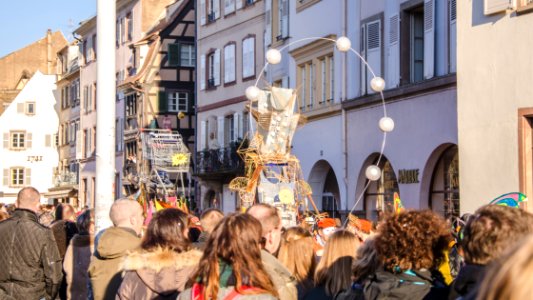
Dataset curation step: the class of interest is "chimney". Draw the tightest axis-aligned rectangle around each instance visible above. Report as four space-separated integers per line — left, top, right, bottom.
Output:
47 29 52 74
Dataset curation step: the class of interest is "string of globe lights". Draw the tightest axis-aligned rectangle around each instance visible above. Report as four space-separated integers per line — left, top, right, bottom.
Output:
243 36 395 223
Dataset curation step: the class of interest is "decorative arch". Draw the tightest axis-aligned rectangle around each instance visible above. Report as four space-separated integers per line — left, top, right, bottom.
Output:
308 160 340 217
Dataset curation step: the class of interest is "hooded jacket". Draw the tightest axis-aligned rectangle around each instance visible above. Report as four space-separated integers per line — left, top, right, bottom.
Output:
0 209 63 300
63 234 94 300
116 248 202 299
88 227 141 300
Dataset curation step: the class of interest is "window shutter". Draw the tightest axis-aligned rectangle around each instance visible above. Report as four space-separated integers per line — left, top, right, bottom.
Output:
25 168 31 185
200 121 207 150
265 0 272 46
3 133 8 149
200 0 206 25
360 24 366 96
424 0 435 79
224 45 236 83
449 0 457 73
3 169 8 186
158 91 167 113
234 112 242 140
76 130 83 159
484 0 512 15
225 0 235 15
200 55 206 90
168 43 180 66
26 133 32 149
217 116 224 147
230 45 236 82
366 20 382 94
282 76 289 88
214 0 220 19
280 0 289 38
236 0 243 9
214 49 221 86
224 46 230 83
17 103 23 113
387 14 400 88
45 134 51 147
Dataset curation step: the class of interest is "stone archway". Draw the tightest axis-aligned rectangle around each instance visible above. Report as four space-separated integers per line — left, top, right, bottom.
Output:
308 160 340 216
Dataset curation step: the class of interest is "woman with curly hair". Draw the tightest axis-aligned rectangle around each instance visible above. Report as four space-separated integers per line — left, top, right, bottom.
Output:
278 227 317 299
117 208 203 299
178 213 278 300
360 210 451 300
305 230 360 300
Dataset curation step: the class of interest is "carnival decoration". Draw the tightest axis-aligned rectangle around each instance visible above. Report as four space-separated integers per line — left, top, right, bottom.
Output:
230 35 393 228
393 192 404 214
489 192 528 208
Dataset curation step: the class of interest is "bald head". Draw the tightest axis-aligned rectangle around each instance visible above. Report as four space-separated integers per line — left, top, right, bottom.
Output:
109 198 144 235
16 187 41 212
247 203 282 254
200 208 224 233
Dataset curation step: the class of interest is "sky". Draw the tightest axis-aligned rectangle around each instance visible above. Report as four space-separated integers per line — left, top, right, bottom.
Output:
0 0 96 58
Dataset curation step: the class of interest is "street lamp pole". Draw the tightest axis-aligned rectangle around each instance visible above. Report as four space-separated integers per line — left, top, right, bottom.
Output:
95 0 116 233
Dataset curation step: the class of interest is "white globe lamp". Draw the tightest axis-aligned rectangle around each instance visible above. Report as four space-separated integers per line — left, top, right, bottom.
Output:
245 86 260 101
266 49 282 65
336 36 351 52
370 77 386 92
365 165 382 181
379 117 395 132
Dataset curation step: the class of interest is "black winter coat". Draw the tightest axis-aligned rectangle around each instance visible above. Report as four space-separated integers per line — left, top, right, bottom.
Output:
0 209 63 300
448 264 485 300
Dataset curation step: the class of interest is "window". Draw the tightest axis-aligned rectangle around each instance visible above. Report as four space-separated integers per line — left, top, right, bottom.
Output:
168 43 195 67
224 114 235 146
518 0 533 14
10 168 25 187
224 0 235 15
120 17 126 44
92 34 97 60
126 94 137 117
207 0 220 22
116 118 124 152
83 39 88 64
92 126 97 155
224 43 236 83
84 129 91 158
83 85 93 113
25 102 35 115
410 8 424 82
206 49 220 88
363 158 399 221
93 83 97 110
10 131 25 150
299 64 306 110
430 145 460 219
116 19 121 47
242 36 255 79
361 16 383 94
242 111 250 138
126 12 133 41
168 92 188 112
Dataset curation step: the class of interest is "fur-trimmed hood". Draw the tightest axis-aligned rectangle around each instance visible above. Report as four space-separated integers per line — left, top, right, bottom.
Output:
118 248 202 296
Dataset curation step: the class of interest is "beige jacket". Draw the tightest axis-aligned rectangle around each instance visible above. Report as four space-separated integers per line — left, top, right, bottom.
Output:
261 250 297 300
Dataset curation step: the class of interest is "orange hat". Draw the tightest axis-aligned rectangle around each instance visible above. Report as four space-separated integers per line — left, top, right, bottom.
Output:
317 218 336 229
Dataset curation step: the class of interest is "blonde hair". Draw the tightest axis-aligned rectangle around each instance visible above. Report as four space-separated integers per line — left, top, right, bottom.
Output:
476 235 533 300
315 230 360 296
278 227 316 288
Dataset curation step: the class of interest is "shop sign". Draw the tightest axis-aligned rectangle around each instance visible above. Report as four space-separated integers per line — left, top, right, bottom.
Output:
398 169 419 184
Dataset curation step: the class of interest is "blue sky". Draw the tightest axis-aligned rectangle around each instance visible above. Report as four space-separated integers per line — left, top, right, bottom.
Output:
0 0 96 58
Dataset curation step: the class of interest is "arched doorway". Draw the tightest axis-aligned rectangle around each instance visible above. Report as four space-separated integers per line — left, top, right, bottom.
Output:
203 189 219 209
308 160 340 216
363 156 399 221
429 145 460 220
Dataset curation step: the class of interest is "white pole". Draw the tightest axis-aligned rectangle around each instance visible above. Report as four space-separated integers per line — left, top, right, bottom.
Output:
95 0 116 232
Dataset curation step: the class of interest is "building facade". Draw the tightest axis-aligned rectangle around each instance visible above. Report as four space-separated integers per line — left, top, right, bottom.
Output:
0 72 60 203
457 0 533 213
196 0 265 212
45 43 81 206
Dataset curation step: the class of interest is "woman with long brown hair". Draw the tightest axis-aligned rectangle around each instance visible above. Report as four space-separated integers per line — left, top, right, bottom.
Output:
278 227 316 299
178 213 278 300
117 208 202 299
305 230 360 300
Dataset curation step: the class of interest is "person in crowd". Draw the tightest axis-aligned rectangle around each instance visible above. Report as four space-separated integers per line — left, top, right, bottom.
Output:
117 208 202 299
194 208 224 249
51 203 79 299
361 210 451 300
178 213 278 300
0 187 63 300
247 203 298 300
314 218 337 257
305 230 359 300
448 205 533 300
0 210 9 221
476 234 533 300
187 215 202 243
63 209 95 300
39 210 55 226
88 199 144 300
278 227 317 300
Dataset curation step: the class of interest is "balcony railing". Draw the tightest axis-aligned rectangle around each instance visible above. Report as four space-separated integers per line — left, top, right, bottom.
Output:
53 171 78 187
196 146 243 177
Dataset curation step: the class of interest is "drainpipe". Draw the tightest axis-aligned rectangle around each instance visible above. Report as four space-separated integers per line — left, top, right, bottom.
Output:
341 0 349 216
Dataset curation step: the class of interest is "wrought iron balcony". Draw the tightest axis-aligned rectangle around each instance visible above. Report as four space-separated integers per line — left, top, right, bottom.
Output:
195 145 244 179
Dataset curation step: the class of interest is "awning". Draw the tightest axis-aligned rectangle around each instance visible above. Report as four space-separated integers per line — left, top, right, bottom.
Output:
44 188 77 199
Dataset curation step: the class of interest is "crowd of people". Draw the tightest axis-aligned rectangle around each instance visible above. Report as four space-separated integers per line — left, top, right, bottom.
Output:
1 186 533 300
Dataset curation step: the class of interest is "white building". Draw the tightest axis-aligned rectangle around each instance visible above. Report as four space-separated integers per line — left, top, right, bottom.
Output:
0 71 59 203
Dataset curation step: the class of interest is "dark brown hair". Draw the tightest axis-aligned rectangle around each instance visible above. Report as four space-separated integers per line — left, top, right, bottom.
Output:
461 205 533 265
141 208 190 252
374 210 451 272
193 213 278 298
